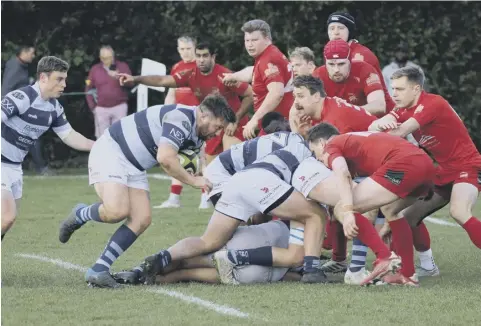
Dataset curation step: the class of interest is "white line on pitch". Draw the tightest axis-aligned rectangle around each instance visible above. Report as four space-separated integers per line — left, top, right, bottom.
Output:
16 253 249 319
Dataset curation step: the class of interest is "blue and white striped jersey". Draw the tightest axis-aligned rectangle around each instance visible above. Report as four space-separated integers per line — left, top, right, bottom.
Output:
217 131 310 177
1 83 72 165
244 133 313 183
108 104 203 171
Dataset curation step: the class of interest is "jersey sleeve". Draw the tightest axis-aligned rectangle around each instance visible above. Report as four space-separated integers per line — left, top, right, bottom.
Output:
259 54 288 86
1 89 30 121
52 102 73 138
158 109 193 150
361 64 383 95
228 79 249 96
412 97 443 127
171 65 193 88
325 138 346 169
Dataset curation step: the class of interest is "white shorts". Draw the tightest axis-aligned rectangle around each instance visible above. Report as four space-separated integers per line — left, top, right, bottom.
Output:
1 162 23 199
216 169 293 223
292 157 333 198
204 158 231 199
226 220 290 284
88 130 149 191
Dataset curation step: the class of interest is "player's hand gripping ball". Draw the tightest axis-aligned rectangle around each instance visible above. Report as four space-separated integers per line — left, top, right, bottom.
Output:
177 149 200 175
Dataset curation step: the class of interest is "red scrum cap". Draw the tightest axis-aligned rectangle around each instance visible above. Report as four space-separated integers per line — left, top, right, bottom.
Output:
324 40 350 60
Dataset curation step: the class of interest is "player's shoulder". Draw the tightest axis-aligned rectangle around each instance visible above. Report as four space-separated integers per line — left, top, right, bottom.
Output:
349 41 379 63
351 60 376 74
214 64 232 74
9 85 38 105
263 45 289 63
419 92 449 109
313 66 326 78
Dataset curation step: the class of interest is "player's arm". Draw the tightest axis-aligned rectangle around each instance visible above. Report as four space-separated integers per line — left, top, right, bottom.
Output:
60 130 95 151
85 68 97 110
52 105 94 151
118 73 178 88
235 85 254 122
222 66 254 84
331 156 354 210
362 90 386 116
157 143 198 186
164 88 177 105
368 113 398 131
388 117 420 138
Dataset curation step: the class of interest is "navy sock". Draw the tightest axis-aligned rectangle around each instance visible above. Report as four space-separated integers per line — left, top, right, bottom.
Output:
75 203 102 225
303 256 321 273
92 224 138 272
227 246 273 266
156 250 172 268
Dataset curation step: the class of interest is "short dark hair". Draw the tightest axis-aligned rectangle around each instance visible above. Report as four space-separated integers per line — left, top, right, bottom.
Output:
292 75 326 97
241 19 272 40
200 94 236 124
307 123 340 143
17 45 34 56
261 111 291 134
196 41 217 56
391 66 425 88
36 56 69 79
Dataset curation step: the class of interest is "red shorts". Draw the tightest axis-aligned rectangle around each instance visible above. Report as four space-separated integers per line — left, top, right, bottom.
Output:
204 116 249 156
371 154 435 198
433 163 481 200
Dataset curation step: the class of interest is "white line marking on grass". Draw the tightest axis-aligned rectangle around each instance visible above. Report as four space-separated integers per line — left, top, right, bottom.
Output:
424 217 461 228
24 173 171 180
16 253 250 319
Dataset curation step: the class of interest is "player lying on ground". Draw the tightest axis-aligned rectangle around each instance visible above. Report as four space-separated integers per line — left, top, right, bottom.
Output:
58 94 236 288
113 220 304 285
369 66 481 264
139 129 329 284
1 56 94 241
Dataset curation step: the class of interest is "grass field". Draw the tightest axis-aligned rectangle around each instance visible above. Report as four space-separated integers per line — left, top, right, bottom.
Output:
2 173 481 325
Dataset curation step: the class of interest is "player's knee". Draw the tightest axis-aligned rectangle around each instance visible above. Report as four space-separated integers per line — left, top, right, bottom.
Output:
449 202 471 223
103 201 130 221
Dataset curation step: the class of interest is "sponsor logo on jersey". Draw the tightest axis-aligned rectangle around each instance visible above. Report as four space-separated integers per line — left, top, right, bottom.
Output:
383 170 405 186
182 120 192 133
1 98 15 114
264 63 280 77
260 187 269 193
459 172 468 178
169 128 185 143
11 91 25 100
366 73 381 86
352 53 365 62
28 114 38 119
414 104 424 114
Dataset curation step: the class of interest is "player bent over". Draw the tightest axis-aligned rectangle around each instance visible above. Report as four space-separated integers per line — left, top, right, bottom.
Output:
308 123 435 285
140 133 328 284
58 94 236 288
114 220 303 285
370 66 481 274
2 56 94 241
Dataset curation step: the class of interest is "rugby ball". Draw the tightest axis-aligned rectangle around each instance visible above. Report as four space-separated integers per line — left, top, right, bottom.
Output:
177 149 200 174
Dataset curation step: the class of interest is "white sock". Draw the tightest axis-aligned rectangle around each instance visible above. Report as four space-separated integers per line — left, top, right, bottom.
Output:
168 193 180 202
418 249 435 270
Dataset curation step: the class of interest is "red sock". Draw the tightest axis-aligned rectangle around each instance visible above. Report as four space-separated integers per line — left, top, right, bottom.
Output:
353 213 391 260
389 218 415 277
412 222 431 252
322 220 333 250
331 220 347 262
171 185 183 195
462 217 481 249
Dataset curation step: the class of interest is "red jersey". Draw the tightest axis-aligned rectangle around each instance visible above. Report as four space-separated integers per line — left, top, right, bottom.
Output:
173 64 249 112
252 44 294 118
313 61 394 116
325 132 426 177
171 60 199 106
390 92 481 171
317 97 376 133
349 40 395 113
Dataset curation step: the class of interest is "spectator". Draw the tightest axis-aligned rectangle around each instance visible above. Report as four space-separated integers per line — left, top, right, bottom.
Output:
382 42 423 96
2 45 53 175
85 45 132 139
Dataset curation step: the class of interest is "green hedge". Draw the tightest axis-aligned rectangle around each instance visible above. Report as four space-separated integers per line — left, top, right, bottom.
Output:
2 1 480 166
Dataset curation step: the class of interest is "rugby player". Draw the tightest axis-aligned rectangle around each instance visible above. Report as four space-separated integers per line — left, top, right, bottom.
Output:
313 39 393 117
289 47 317 78
139 129 329 284
1 56 94 240
118 41 253 209
370 66 481 273
113 220 302 285
222 19 294 138
58 94 236 288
